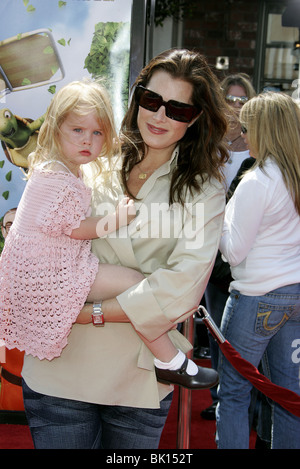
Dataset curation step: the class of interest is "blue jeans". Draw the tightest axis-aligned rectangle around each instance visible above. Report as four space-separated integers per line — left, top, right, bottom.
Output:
22 380 173 449
215 284 300 449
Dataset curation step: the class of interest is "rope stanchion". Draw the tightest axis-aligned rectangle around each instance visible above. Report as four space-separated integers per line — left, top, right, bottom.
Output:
176 316 193 449
198 305 300 418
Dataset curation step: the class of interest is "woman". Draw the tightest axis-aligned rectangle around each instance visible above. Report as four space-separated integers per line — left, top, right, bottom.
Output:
216 92 300 449
202 73 256 420
221 73 256 192
22 49 228 449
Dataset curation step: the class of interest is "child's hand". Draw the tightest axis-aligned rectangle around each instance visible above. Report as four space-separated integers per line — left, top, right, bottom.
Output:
116 197 136 228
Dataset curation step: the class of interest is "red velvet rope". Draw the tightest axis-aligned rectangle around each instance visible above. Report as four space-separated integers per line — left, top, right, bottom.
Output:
220 339 300 417
199 306 300 417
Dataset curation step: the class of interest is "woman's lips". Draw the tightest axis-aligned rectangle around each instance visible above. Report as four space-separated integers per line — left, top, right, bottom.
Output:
147 123 167 135
80 150 91 156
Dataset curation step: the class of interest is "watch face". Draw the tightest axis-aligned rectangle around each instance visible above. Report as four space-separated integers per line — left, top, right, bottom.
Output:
92 314 104 326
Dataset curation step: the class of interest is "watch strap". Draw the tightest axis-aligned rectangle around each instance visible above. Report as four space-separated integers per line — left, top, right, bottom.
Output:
92 301 104 326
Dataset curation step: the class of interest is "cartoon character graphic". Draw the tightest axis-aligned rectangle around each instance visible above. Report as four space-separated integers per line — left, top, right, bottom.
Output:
0 109 45 168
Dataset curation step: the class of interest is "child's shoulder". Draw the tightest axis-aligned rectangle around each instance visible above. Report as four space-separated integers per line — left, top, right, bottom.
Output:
31 163 85 198
35 160 73 175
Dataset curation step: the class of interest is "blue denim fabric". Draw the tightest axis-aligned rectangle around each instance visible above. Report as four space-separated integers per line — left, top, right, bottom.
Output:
215 284 300 449
22 380 173 449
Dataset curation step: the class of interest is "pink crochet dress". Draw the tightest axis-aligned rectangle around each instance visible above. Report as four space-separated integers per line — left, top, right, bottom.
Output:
0 165 99 360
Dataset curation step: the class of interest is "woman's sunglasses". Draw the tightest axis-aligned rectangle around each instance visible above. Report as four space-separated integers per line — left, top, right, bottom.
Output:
226 95 248 104
135 85 201 123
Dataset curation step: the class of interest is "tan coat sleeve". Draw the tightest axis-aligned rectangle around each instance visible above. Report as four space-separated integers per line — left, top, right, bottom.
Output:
117 181 225 342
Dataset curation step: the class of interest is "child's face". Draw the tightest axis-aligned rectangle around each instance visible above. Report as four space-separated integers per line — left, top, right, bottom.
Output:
58 111 105 175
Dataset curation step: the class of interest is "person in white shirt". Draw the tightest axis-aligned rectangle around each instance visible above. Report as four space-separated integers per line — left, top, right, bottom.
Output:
202 73 256 420
216 92 300 449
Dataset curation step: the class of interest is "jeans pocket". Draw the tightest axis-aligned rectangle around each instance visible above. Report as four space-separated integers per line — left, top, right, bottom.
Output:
255 302 294 337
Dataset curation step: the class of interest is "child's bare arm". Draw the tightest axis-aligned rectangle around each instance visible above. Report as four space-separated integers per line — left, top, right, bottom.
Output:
70 197 136 240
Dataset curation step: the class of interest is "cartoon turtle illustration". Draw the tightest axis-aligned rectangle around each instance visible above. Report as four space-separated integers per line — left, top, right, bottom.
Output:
0 108 45 169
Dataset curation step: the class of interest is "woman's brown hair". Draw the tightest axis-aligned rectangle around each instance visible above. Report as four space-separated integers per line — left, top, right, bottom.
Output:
120 48 229 204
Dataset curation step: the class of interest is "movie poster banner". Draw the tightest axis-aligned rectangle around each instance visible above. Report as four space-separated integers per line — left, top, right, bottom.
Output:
0 0 134 217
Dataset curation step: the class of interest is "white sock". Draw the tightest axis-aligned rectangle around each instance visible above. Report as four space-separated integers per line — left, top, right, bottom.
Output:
154 349 198 376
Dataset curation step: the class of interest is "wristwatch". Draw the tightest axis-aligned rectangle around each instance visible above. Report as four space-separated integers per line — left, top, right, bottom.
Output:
92 301 104 326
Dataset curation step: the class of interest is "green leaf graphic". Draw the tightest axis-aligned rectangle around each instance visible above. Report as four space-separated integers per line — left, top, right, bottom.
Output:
43 46 54 55
48 85 56 94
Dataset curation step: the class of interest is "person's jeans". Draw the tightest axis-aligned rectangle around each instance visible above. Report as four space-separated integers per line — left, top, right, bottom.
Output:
215 283 300 449
22 380 173 449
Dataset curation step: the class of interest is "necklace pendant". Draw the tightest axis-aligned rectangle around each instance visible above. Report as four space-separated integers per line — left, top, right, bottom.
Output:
138 172 147 180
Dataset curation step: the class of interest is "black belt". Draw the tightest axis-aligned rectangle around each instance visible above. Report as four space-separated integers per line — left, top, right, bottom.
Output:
1 367 22 386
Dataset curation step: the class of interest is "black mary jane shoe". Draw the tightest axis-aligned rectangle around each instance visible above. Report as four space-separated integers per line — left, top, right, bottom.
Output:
155 358 219 390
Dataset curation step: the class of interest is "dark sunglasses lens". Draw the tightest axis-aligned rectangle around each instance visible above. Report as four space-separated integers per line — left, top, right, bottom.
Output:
167 101 197 122
136 85 199 123
137 88 161 112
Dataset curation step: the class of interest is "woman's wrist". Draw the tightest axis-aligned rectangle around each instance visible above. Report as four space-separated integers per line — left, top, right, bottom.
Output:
76 299 129 324
104 298 130 322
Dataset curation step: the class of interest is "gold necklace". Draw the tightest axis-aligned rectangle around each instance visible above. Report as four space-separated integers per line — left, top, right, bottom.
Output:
136 163 156 180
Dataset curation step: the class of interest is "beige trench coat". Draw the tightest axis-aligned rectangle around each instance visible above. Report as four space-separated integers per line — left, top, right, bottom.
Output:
22 150 225 408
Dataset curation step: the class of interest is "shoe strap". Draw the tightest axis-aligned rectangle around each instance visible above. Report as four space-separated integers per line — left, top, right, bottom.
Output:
178 357 189 374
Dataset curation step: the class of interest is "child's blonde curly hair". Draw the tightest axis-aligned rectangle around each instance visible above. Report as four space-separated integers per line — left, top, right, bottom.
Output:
28 78 120 178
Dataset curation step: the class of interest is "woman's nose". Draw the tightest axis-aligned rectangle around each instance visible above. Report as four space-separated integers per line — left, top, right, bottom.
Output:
233 100 243 109
153 105 167 121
